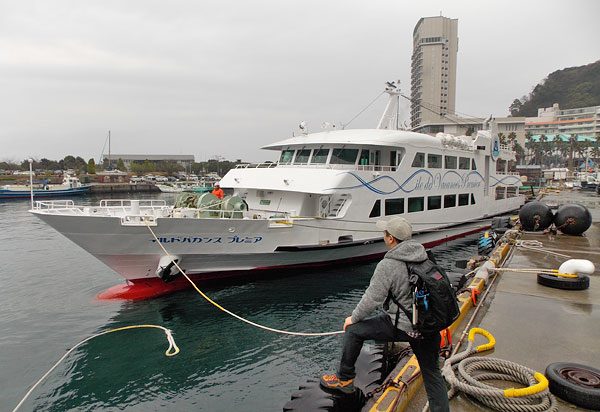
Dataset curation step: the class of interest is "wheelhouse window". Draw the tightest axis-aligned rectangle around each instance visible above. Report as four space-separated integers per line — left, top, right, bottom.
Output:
385 198 404 215
428 154 442 168
471 159 477 170
279 150 294 164
428 196 442 210
412 152 425 167
445 156 457 169
359 149 370 165
471 194 476 204
331 148 359 164
369 199 381 218
444 194 456 208
459 157 470 170
294 149 311 164
311 148 329 164
408 197 424 213
458 193 469 206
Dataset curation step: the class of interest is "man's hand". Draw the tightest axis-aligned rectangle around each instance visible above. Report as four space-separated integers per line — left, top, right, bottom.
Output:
343 316 353 331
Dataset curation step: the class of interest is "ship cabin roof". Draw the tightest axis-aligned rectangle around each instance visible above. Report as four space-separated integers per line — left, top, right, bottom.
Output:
262 129 443 151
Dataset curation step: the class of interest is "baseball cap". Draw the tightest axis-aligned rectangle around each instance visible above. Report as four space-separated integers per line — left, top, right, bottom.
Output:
376 216 412 241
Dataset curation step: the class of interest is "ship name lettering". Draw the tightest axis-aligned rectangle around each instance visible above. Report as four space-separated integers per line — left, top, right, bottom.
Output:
151 235 262 244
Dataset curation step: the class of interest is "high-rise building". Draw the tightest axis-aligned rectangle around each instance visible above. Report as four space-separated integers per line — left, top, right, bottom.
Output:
410 16 458 129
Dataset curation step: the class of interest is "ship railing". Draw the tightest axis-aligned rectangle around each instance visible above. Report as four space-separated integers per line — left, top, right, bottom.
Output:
33 200 85 215
99 199 167 208
235 162 279 169
243 163 397 172
98 199 170 218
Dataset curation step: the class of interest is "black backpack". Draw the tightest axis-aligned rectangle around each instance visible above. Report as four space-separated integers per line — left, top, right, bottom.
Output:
387 259 460 335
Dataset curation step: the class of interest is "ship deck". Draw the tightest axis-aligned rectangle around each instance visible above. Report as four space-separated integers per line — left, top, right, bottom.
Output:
408 189 600 411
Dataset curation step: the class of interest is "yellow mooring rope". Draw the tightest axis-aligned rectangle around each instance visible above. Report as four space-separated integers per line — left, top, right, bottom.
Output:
13 325 179 412
145 223 344 337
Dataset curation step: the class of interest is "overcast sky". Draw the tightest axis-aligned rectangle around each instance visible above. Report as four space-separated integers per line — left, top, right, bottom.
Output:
1 0 598 164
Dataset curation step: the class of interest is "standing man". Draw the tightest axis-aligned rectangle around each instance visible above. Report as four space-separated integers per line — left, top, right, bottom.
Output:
320 216 450 412
211 183 224 199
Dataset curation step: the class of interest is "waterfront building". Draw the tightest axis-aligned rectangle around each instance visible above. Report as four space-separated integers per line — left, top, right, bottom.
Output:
96 170 128 183
410 16 459 129
102 154 195 170
525 103 600 139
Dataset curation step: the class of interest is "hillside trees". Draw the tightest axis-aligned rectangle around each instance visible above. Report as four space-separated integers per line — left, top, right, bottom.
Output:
509 60 600 116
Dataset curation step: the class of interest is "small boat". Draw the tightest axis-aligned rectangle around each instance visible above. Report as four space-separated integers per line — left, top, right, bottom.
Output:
31 82 525 299
156 181 203 193
1 176 90 199
191 174 220 193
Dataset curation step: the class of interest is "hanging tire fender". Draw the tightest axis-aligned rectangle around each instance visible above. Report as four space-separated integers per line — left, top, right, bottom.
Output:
536 273 590 290
545 362 600 410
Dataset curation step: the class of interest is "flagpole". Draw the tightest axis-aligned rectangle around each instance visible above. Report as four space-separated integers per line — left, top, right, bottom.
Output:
28 159 34 209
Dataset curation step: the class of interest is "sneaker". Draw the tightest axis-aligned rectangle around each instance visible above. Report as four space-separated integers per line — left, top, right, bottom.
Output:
320 373 355 394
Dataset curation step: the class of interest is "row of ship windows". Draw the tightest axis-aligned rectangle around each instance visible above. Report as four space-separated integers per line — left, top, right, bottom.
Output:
279 148 478 170
279 148 398 166
412 152 477 170
369 193 476 218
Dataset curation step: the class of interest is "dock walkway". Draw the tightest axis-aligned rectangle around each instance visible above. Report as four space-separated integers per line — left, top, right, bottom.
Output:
409 190 600 412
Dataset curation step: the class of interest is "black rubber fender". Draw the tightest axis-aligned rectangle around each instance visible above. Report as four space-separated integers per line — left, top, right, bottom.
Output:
554 204 593 235
545 362 600 410
491 216 512 234
519 201 554 231
537 273 590 290
283 343 388 412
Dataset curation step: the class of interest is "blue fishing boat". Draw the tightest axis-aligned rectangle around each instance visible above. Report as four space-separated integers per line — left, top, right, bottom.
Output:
0 176 90 199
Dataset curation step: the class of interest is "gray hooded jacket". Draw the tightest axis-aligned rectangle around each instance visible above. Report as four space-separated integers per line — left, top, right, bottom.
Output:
351 239 428 333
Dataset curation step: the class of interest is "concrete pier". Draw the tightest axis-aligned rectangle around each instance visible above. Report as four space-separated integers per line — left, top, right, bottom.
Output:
88 183 160 194
407 190 600 412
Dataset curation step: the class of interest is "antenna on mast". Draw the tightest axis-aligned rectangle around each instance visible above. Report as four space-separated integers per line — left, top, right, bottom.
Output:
377 81 402 130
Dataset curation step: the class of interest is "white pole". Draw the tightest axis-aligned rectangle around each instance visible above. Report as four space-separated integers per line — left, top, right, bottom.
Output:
28 158 34 209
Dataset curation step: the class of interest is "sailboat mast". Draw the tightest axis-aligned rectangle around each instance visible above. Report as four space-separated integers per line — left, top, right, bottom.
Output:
108 130 111 169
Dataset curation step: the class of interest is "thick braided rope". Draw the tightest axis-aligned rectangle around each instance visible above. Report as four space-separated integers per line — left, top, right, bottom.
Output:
441 334 558 412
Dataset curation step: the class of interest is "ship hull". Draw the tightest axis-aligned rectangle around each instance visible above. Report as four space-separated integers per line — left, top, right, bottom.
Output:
0 186 90 199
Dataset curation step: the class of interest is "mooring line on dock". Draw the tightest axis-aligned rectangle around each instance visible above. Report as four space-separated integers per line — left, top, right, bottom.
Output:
515 239 572 259
145 223 345 337
12 325 178 412
491 267 580 278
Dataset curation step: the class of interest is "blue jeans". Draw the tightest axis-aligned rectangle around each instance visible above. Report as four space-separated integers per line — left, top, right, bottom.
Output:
337 312 450 412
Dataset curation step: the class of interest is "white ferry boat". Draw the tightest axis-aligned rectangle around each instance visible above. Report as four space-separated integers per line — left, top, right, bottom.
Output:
31 83 524 299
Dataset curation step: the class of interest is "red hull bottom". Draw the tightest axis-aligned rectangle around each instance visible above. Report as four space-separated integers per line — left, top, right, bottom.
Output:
96 226 488 301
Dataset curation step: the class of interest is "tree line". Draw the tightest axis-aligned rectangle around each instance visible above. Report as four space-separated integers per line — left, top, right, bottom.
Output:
523 132 600 169
1 156 246 177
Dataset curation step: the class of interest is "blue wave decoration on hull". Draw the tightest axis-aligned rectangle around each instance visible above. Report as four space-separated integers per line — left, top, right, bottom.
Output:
327 170 517 194
489 175 522 187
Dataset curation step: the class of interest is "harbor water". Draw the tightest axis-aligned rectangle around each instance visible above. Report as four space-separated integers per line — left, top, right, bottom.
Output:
0 193 480 412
